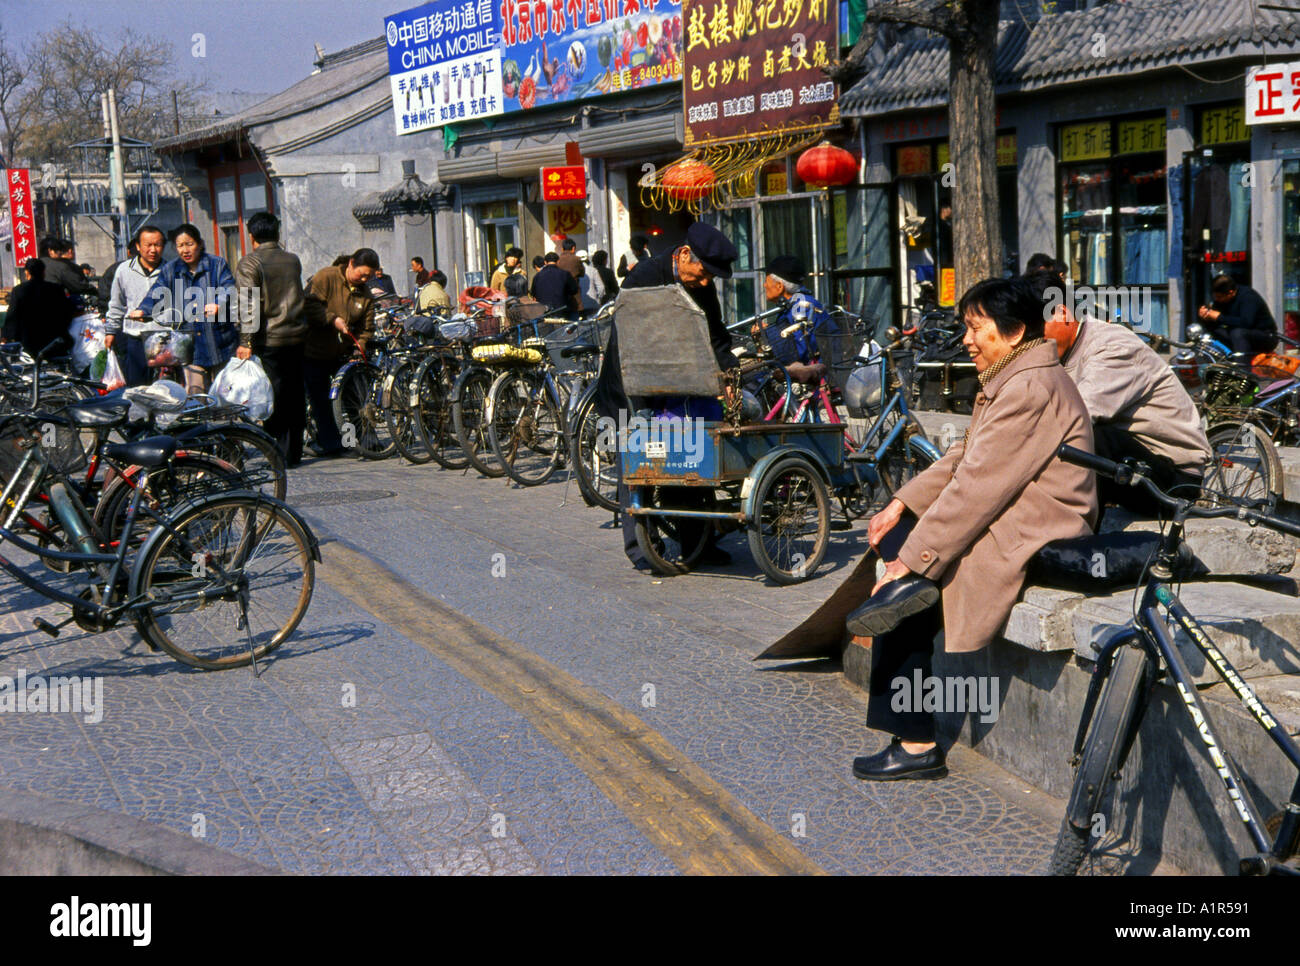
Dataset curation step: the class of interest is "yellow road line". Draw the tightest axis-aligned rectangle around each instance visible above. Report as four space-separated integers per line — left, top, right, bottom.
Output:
320 541 826 876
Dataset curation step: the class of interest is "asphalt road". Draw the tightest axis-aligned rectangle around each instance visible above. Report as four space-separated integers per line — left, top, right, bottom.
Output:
0 451 1066 874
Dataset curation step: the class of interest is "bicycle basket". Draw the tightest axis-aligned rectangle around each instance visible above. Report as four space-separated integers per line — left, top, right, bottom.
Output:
437 318 477 343
542 320 603 372
404 315 441 339
0 416 87 479
819 313 870 394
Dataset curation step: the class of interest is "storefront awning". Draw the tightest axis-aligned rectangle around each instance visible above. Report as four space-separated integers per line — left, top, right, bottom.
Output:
439 144 572 183
437 155 497 184
577 114 683 160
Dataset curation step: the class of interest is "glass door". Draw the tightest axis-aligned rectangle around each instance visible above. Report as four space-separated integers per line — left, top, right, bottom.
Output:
719 203 757 326
831 183 894 337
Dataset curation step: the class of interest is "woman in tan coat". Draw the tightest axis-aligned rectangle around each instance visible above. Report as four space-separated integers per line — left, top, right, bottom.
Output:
850 276 1098 781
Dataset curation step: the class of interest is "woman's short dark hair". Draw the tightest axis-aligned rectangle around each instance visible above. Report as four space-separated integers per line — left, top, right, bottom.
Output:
246 211 280 243
428 268 447 287
958 276 1044 340
504 273 528 297
591 250 609 268
349 248 380 270
168 223 205 248
1025 252 1058 273
332 254 351 267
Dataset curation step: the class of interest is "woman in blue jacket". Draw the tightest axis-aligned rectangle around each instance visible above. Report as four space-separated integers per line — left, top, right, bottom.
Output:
129 223 238 392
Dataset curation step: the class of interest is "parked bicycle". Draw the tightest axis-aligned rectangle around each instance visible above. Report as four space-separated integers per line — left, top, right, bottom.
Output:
1050 444 1300 876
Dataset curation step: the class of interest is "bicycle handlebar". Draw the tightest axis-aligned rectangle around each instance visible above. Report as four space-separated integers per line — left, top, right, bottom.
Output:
1057 444 1300 539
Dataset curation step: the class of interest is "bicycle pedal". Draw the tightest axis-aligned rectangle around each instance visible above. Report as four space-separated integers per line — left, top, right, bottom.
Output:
33 616 68 637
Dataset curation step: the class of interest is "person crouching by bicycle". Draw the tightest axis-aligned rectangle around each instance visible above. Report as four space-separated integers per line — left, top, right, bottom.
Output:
1027 270 1211 517
846 276 1097 781
129 223 238 394
302 248 378 458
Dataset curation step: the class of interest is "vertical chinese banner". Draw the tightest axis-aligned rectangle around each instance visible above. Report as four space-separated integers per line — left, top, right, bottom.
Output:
5 169 36 272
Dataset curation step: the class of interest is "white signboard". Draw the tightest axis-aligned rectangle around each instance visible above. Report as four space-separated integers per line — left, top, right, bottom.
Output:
1246 62 1300 126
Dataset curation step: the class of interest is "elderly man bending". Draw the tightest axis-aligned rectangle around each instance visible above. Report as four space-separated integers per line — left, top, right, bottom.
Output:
1027 271 1212 515
848 277 1098 780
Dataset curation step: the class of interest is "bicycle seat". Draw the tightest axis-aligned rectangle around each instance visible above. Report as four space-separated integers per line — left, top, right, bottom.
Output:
105 436 177 468
560 343 599 359
65 391 130 428
785 362 828 385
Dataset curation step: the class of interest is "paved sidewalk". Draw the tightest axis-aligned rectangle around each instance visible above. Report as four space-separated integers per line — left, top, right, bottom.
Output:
0 453 1065 874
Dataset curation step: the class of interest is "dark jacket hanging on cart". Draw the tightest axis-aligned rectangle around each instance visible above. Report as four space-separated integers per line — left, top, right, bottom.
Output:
592 250 737 419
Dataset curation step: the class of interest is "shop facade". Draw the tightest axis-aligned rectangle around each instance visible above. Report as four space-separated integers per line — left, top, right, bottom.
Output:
838 0 1300 338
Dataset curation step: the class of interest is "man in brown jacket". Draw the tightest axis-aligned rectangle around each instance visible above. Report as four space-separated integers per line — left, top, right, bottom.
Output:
302 248 378 456
234 212 308 465
849 276 1098 781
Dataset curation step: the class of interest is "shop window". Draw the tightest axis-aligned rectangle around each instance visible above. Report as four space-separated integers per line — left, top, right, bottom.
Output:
207 164 272 261
1283 159 1300 338
1058 115 1170 335
477 200 518 279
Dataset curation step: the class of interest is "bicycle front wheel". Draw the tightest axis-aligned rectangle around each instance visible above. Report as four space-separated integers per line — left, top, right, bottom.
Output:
1202 421 1283 510
131 495 315 670
570 390 620 511
1050 642 1150 875
413 355 467 469
452 366 505 478
332 364 395 460
385 358 431 464
488 369 564 486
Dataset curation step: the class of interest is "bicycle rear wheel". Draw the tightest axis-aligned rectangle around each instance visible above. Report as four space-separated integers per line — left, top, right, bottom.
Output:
1050 642 1150 875
131 495 315 670
570 389 620 511
384 358 431 464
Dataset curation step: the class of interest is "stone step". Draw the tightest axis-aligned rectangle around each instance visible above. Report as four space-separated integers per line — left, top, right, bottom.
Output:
1004 581 1300 684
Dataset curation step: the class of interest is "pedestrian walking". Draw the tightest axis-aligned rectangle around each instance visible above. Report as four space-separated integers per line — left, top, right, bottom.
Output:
590 250 619 305
617 233 651 279
234 212 309 466
2 258 76 357
104 227 164 386
130 223 238 394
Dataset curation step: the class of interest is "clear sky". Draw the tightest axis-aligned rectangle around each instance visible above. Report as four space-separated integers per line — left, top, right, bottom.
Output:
4 0 404 97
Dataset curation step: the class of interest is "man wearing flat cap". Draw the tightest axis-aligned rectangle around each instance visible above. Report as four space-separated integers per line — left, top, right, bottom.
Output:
592 221 740 569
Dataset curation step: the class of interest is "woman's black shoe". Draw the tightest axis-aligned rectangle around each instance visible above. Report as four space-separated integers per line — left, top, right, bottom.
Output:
852 737 948 781
845 575 939 637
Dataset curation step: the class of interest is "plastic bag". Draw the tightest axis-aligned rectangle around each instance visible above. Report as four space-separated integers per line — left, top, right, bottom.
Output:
100 350 126 392
69 314 105 373
144 330 194 368
124 380 187 427
211 356 274 422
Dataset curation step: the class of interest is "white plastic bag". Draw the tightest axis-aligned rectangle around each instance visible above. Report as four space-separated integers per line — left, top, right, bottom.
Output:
124 380 188 427
69 313 105 373
99 350 126 392
211 356 274 422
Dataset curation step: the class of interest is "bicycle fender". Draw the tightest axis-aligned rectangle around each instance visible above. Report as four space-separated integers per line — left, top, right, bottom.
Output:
741 447 831 522
908 435 943 464
329 361 373 402
447 364 485 406
128 492 322 598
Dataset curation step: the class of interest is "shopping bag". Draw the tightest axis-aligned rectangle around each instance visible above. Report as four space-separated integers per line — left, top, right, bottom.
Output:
98 349 126 392
69 313 106 373
144 330 194 368
211 356 274 422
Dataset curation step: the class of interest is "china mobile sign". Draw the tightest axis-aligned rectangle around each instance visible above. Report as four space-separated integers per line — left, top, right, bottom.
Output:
384 0 683 135
1246 62 1300 125
5 170 37 269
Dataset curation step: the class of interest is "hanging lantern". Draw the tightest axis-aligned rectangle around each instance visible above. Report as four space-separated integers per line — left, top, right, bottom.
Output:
662 159 717 201
795 142 858 189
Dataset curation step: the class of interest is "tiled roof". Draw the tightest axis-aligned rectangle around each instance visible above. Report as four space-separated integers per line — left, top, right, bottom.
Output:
841 0 1300 116
155 38 388 153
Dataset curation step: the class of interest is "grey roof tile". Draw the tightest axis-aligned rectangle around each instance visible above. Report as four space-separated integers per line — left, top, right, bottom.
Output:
841 0 1300 116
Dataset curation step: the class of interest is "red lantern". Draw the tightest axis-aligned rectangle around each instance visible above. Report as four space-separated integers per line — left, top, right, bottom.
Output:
796 142 858 189
662 159 716 201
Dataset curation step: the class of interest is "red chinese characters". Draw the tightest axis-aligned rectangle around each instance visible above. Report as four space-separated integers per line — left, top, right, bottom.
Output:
5 169 36 267
540 165 587 200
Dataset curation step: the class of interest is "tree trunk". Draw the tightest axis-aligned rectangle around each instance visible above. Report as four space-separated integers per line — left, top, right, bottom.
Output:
947 0 1002 297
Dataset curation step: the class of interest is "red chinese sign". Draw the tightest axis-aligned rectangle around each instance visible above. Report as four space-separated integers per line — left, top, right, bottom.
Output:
5 169 36 269
1246 62 1300 125
540 165 587 200
682 0 838 147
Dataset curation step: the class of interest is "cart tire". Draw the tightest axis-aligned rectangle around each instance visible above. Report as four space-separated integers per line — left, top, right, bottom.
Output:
747 456 831 584
633 487 710 576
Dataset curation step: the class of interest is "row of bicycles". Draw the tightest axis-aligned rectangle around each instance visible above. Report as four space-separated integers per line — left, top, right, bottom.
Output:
0 338 316 671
